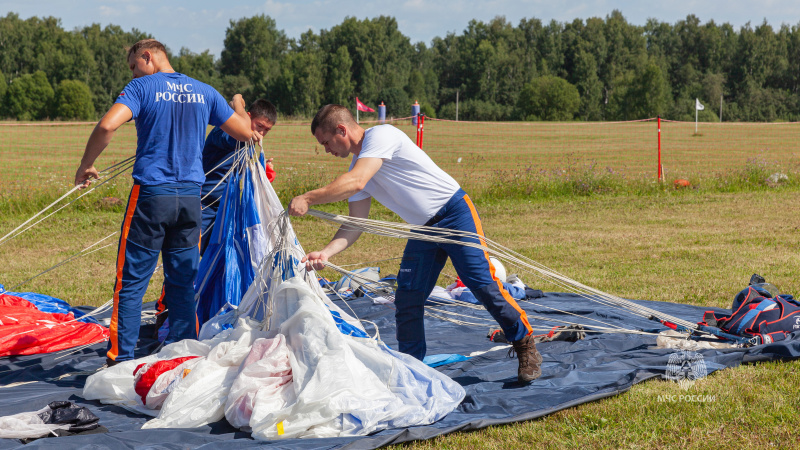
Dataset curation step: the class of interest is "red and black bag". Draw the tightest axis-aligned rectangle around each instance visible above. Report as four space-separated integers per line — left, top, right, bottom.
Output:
700 285 800 345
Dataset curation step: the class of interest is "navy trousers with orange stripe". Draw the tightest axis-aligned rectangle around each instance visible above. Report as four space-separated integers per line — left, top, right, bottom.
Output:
108 183 201 363
395 188 533 360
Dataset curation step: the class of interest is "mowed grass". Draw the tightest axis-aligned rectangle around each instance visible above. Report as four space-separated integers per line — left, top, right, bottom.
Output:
2 120 800 447
3 118 800 192
2 186 800 448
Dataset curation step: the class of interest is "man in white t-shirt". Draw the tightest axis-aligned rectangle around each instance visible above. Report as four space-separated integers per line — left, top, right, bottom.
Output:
288 104 542 384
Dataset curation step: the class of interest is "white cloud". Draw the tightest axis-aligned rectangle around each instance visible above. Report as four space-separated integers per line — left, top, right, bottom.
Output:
98 5 120 17
262 0 297 16
401 0 424 10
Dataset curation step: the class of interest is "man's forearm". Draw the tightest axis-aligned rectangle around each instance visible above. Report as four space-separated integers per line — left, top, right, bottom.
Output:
321 226 363 259
219 94 252 141
290 159 381 215
79 123 114 168
303 172 364 206
79 103 132 169
231 94 248 118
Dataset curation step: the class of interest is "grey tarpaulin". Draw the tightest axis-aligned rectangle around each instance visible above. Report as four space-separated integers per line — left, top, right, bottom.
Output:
2 293 799 449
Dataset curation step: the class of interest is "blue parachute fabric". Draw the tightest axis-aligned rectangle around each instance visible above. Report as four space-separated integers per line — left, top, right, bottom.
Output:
423 353 471 367
0 284 98 325
273 252 298 282
195 165 261 325
328 308 369 338
237 164 261 285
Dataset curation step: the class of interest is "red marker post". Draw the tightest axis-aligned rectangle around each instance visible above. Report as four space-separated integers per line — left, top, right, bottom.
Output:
657 116 663 181
416 114 425 149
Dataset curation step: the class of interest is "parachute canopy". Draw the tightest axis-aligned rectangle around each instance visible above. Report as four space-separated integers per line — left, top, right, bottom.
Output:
0 286 108 358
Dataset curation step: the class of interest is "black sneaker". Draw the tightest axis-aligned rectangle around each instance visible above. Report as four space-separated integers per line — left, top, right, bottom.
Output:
509 334 543 384
105 357 122 368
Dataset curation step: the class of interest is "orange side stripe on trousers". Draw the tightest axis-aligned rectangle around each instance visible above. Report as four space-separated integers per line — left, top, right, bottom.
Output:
462 194 533 335
108 185 140 360
156 286 166 313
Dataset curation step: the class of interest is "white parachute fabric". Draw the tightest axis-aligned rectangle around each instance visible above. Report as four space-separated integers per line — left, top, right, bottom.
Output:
83 276 465 438
83 317 263 422
241 277 465 440
224 334 294 430
143 357 205 409
83 338 213 416
198 306 237 341
196 144 363 337
142 318 267 429
245 154 276 272
0 405 71 439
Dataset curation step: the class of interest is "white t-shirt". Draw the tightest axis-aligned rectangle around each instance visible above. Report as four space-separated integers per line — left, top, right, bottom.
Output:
348 125 460 225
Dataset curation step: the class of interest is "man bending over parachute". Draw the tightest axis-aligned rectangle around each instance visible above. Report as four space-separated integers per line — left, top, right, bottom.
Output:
288 104 543 384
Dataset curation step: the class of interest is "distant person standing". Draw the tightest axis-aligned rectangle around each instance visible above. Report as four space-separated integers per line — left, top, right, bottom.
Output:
74 39 255 366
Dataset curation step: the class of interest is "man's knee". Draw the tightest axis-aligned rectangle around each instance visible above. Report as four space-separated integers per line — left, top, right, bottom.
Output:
162 247 199 287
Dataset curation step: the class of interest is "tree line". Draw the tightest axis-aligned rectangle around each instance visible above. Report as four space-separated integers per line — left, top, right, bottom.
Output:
1 11 799 122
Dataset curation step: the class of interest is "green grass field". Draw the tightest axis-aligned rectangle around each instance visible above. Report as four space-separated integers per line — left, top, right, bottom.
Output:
3 118 800 189
1 120 799 447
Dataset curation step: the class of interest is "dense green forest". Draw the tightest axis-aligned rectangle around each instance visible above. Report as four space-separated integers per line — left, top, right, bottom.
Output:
1 11 798 121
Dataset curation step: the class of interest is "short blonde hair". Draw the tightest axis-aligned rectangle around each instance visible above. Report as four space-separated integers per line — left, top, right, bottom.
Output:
127 39 167 60
311 104 357 135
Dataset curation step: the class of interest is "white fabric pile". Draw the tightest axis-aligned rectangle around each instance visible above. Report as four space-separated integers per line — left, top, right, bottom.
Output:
0 406 71 440
84 277 465 439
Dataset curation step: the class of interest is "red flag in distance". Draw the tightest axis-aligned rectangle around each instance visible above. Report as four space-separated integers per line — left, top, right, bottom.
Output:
356 97 375 112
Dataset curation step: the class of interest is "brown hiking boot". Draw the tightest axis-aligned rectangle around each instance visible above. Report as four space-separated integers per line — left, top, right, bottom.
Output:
509 334 543 383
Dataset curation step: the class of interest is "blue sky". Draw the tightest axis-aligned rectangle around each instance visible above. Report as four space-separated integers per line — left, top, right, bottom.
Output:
3 1 800 56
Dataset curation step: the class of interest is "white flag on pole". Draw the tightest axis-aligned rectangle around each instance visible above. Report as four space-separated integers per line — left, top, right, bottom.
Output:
696 98 705 111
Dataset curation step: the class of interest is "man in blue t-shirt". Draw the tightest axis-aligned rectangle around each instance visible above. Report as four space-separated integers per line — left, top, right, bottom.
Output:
200 99 277 254
74 39 256 366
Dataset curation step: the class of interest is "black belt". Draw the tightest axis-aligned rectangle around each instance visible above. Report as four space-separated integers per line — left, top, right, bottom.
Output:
424 213 444 227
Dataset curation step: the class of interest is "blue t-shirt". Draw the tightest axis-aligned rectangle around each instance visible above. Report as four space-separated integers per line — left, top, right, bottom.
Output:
115 72 234 185
200 127 268 206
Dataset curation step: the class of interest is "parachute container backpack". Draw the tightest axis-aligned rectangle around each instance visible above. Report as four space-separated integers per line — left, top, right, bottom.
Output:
701 276 800 345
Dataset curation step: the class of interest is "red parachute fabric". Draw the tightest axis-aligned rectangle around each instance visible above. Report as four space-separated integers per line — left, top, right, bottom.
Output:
264 163 276 183
0 293 109 357
133 356 200 404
